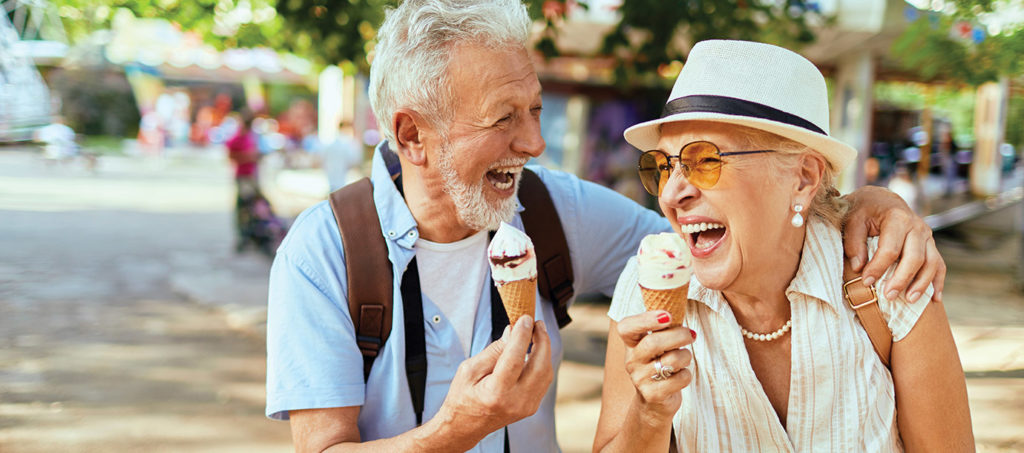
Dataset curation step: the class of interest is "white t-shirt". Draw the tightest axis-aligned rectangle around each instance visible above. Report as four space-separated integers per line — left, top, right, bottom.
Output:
415 230 489 358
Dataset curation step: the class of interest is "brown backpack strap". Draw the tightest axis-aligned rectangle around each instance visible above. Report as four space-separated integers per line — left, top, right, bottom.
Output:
519 169 575 328
329 177 393 380
842 258 892 369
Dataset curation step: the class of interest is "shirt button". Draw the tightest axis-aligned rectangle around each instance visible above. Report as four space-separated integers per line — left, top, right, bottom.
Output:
408 231 416 238
387 230 396 237
431 315 441 324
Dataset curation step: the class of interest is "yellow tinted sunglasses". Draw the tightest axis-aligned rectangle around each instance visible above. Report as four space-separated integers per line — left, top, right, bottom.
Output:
637 141 774 196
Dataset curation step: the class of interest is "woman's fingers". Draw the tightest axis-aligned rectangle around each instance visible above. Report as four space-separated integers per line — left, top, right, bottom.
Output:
616 310 675 348
628 348 693 386
629 349 694 404
631 327 696 365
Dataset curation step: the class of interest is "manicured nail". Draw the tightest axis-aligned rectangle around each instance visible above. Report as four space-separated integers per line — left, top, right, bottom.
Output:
690 329 697 340
657 313 671 324
502 325 511 338
935 291 942 302
886 290 898 300
850 256 862 271
862 276 876 287
908 292 921 303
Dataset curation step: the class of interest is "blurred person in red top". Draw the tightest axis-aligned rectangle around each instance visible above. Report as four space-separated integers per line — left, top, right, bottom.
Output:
227 110 262 251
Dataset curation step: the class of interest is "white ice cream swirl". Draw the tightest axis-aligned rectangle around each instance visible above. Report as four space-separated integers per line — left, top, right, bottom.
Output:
487 222 537 285
637 233 692 290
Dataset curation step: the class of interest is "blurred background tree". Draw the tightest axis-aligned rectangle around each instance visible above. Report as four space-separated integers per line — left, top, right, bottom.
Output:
51 0 285 50
892 0 1024 85
51 0 825 81
530 0 824 85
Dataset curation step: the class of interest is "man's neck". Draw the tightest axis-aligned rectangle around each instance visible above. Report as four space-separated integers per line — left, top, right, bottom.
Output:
398 161 477 243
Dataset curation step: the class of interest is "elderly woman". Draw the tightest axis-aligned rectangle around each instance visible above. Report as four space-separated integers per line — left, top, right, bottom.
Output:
594 40 974 452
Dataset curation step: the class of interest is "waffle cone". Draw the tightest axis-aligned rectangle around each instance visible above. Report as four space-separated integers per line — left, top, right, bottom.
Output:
497 278 537 326
640 285 688 327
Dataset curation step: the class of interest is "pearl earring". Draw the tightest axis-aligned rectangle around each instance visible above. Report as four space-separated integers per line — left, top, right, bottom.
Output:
791 204 804 228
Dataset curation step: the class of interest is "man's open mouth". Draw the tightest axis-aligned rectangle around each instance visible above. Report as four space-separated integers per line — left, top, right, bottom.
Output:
679 222 727 251
485 166 522 191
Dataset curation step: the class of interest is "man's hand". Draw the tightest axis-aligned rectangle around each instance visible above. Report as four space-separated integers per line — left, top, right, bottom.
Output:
431 315 553 450
843 185 946 303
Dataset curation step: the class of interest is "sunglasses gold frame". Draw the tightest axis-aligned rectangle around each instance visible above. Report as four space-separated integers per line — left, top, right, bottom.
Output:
637 141 774 196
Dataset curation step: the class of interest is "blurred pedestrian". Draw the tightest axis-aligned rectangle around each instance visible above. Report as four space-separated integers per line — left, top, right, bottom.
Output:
226 111 262 252
321 123 364 192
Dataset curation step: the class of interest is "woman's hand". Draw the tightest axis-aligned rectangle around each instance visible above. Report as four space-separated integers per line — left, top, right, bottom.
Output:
616 311 696 417
842 185 946 303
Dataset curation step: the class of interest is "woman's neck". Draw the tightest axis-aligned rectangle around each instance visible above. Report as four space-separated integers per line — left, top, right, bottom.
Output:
722 228 805 332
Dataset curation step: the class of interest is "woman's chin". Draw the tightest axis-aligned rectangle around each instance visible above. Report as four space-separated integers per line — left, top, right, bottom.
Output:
693 266 733 291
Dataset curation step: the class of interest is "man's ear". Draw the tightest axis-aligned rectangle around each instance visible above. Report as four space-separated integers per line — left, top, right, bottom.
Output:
393 109 429 166
795 154 826 201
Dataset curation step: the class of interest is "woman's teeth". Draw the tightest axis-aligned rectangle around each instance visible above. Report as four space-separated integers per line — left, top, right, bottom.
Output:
679 222 725 234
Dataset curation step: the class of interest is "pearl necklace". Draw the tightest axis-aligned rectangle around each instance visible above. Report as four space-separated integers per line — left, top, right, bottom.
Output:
740 319 792 342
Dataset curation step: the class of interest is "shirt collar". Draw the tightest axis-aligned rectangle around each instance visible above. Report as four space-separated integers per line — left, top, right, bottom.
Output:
786 219 846 314
686 218 846 315
371 141 419 250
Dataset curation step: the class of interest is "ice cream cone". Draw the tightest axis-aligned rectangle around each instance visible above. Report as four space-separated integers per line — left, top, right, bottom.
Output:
498 277 537 326
641 285 688 327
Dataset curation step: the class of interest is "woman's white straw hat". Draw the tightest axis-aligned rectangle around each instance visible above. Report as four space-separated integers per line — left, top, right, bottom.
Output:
623 39 857 174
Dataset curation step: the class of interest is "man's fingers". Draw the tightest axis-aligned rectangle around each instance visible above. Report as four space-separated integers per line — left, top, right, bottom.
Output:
881 231 925 299
520 320 552 384
931 249 947 302
861 217 906 285
616 311 674 347
462 330 507 382
898 236 936 303
842 211 870 272
490 315 533 388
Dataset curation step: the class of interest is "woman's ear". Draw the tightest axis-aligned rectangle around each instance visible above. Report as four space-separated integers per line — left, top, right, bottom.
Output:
795 154 826 201
392 109 429 166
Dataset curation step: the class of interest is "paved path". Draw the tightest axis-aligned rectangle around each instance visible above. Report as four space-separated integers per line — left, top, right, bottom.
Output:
0 150 291 451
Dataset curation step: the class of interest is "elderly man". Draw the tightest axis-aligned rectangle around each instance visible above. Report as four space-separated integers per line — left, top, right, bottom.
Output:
266 0 945 451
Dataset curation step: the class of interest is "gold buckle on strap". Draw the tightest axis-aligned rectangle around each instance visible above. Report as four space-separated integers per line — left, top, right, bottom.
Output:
843 276 878 310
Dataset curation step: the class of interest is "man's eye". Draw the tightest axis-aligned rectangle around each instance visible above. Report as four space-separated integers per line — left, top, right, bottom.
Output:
495 115 512 125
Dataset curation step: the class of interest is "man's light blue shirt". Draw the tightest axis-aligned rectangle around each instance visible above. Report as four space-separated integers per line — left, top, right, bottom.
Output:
266 144 669 451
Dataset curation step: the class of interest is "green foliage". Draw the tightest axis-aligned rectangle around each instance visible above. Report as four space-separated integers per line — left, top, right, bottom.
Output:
272 0 398 70
1007 92 1024 147
52 0 283 51
585 0 821 86
892 2 1024 85
875 81 977 141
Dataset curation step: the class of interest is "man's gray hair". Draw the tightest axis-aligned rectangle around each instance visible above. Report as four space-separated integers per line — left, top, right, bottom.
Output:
369 0 531 145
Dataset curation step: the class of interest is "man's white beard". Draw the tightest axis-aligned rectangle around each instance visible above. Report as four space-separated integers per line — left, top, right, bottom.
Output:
435 142 523 231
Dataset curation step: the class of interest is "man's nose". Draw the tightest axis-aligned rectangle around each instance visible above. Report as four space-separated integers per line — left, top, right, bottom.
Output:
512 115 545 158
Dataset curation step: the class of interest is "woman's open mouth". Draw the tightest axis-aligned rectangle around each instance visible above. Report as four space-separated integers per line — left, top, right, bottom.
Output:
679 222 727 257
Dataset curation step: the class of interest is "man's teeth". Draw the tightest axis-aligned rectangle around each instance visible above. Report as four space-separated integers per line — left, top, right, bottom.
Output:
679 222 725 234
490 166 522 190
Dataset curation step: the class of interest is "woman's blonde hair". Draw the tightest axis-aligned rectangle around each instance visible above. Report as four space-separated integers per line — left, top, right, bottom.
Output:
727 124 850 229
